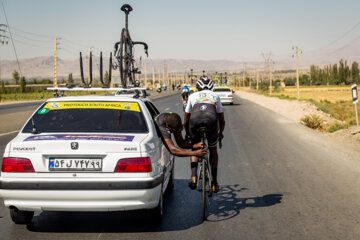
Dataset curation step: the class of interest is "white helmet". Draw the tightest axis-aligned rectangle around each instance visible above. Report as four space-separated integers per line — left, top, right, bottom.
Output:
196 77 214 91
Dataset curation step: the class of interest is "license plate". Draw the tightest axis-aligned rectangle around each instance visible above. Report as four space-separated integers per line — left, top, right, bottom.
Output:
49 158 102 171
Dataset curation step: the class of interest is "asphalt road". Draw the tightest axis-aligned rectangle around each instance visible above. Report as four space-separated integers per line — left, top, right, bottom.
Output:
0 92 359 239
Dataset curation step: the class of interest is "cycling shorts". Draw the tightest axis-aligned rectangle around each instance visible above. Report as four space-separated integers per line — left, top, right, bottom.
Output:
189 103 218 148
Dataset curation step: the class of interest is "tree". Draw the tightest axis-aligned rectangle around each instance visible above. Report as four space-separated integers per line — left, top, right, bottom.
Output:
67 73 74 84
20 76 26 93
12 70 20 85
1 81 5 94
351 61 360 84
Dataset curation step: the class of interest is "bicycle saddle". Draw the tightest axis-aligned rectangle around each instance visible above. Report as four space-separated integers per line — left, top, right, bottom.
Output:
121 4 133 13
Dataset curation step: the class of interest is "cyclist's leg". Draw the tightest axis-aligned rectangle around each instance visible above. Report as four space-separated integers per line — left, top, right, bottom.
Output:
188 116 201 190
206 118 220 193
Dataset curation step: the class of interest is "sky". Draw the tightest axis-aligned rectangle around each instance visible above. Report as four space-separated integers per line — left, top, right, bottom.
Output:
1 0 360 63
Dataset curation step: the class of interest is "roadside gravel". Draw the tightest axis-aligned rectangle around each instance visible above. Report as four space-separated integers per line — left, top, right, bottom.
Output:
236 90 360 150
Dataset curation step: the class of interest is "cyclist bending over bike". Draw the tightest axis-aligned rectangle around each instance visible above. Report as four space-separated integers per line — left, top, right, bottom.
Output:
181 85 190 102
184 77 225 193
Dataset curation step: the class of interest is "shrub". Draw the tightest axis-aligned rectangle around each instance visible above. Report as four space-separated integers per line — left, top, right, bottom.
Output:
301 114 324 130
328 123 347 133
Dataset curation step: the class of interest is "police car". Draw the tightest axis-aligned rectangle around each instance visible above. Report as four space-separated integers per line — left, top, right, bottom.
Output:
212 86 234 105
0 93 174 224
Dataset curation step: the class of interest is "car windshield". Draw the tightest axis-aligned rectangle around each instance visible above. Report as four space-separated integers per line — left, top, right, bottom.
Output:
213 88 231 92
22 101 148 133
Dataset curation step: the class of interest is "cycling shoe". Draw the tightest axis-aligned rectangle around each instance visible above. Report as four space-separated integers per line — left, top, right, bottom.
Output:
212 182 219 193
188 176 197 190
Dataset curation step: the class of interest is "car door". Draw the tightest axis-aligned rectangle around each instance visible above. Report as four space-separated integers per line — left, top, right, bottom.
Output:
144 101 173 188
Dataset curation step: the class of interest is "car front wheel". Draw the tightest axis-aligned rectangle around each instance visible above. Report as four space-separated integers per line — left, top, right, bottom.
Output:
10 208 34 224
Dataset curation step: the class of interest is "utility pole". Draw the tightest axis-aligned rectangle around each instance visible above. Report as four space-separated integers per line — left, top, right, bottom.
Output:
144 63 147 87
163 60 168 86
54 37 61 88
0 24 9 84
152 67 155 86
270 60 273 95
262 52 272 95
292 46 302 100
256 64 259 91
158 68 161 85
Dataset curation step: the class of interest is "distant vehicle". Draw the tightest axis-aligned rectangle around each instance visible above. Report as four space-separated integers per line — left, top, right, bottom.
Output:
0 94 174 224
212 86 234 105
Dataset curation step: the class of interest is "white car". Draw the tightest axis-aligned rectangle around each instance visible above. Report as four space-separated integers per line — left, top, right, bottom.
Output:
0 95 174 224
213 86 234 105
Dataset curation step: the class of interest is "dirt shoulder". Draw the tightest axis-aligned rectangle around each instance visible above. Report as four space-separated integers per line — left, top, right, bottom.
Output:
235 90 360 148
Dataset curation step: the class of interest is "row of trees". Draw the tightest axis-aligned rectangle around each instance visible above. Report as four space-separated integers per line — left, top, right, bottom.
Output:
309 59 360 85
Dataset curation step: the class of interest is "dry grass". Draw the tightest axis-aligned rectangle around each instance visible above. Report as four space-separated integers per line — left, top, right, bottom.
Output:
272 86 352 103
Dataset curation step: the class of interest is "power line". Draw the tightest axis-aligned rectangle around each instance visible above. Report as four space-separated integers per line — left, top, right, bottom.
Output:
1 1 22 77
12 37 52 49
325 19 360 47
6 30 52 43
9 25 53 39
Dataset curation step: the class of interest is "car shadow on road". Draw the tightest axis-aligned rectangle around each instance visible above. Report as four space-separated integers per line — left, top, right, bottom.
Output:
207 184 283 222
26 180 282 233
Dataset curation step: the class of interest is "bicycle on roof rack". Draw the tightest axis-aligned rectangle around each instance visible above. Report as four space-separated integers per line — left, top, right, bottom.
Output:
113 4 149 88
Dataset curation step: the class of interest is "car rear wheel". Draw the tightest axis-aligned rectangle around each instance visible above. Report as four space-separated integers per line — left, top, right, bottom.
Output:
148 186 163 223
230 102 234 105
166 161 175 194
10 208 34 224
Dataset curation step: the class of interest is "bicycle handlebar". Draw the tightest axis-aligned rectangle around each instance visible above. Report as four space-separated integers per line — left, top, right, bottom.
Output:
133 41 149 57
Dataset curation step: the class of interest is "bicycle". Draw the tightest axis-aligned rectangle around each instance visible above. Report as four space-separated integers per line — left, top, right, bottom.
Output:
113 4 149 88
196 127 213 221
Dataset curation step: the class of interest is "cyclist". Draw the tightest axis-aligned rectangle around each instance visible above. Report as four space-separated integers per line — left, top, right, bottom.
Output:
155 112 206 157
181 85 190 103
184 77 225 193
157 83 162 93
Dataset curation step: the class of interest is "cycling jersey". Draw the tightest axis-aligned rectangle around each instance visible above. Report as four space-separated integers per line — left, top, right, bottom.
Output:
186 90 223 147
182 86 189 93
185 90 223 113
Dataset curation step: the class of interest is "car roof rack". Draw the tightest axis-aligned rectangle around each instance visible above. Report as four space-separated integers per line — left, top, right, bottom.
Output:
47 87 149 99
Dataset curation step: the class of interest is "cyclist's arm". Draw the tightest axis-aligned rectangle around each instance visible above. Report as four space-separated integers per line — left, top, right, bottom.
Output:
184 112 190 135
164 138 205 157
218 112 225 136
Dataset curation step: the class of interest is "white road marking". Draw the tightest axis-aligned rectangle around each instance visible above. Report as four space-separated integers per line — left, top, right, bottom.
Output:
165 107 171 111
176 103 180 106
0 130 19 137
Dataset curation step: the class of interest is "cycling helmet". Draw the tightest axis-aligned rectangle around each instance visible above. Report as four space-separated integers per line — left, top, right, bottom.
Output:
196 77 214 91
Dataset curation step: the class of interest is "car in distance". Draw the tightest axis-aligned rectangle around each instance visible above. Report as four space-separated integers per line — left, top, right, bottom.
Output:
212 86 234 105
0 95 174 224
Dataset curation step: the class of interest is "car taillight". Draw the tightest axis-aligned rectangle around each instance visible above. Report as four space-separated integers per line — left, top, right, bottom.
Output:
114 157 152 172
228 95 232 97
2 157 35 172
